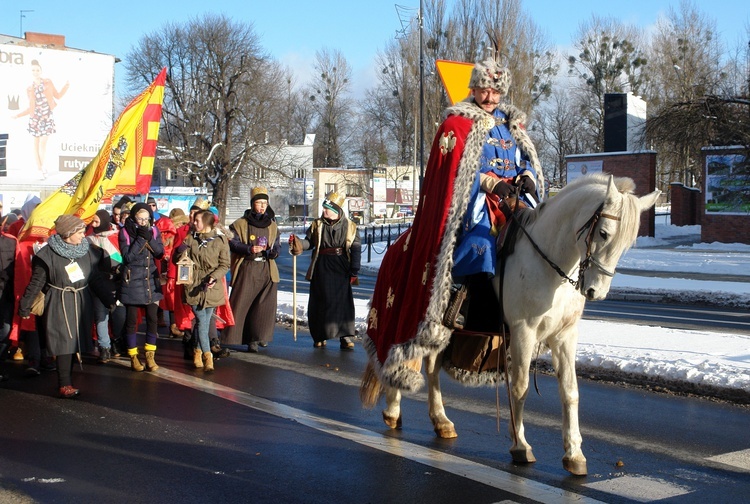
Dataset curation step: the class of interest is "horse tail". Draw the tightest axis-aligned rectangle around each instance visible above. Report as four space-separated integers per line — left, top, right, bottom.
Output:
359 361 383 409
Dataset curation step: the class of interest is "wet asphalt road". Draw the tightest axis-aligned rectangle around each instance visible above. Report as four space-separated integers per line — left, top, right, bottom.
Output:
2 324 750 503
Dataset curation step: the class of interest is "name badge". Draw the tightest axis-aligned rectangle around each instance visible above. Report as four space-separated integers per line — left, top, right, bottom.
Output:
65 262 85 283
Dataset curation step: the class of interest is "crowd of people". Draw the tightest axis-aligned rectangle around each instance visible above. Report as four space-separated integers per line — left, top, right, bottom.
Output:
0 188 363 398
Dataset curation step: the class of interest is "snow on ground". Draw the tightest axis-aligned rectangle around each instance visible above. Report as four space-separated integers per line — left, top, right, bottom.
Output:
276 221 750 394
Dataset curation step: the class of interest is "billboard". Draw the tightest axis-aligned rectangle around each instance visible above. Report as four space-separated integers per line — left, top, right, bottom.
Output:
705 153 750 215
0 43 115 185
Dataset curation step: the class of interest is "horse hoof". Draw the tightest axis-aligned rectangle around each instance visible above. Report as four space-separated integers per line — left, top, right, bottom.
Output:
434 425 458 439
382 412 402 430
562 456 588 476
510 448 537 464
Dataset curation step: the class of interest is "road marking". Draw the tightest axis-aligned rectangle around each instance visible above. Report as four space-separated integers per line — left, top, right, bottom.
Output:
584 309 750 329
148 365 605 504
706 449 750 471
583 475 691 502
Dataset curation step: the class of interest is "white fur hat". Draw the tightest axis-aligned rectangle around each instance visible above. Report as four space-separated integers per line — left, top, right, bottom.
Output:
468 58 511 96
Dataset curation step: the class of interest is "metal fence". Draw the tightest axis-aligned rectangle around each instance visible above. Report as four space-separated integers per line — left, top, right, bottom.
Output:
361 222 412 263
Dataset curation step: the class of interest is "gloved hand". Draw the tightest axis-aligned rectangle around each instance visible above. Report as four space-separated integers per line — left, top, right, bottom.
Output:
289 235 303 256
492 181 516 199
137 226 151 240
515 176 536 195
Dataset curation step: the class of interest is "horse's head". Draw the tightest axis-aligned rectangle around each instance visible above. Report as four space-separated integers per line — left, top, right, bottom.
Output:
573 175 660 301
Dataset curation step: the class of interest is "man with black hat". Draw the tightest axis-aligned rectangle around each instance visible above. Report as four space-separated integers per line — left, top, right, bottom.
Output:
222 187 280 353
363 56 544 390
289 191 361 349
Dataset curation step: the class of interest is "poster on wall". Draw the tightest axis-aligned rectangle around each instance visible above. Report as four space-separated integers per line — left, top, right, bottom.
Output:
0 43 115 184
566 159 603 184
705 153 750 215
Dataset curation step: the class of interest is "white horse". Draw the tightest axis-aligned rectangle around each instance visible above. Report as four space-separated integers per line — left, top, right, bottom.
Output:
360 174 660 476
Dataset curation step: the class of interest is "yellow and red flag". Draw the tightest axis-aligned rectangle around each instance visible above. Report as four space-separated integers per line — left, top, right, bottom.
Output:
19 68 167 241
435 59 474 105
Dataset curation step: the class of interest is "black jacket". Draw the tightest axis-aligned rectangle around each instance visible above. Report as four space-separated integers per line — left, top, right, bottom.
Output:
118 205 165 306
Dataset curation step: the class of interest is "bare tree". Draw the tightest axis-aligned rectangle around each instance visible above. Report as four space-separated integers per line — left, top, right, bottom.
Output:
308 48 353 167
361 39 418 167
393 0 555 175
124 13 287 220
533 88 591 187
643 1 728 189
568 16 648 150
480 0 557 112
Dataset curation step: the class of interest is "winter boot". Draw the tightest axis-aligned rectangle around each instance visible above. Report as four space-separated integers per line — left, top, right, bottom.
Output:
202 351 214 372
128 348 144 372
98 346 111 364
111 337 124 358
182 330 196 360
193 348 204 369
144 343 159 371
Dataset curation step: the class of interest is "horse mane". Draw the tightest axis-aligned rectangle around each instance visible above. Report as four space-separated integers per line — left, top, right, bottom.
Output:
525 173 642 249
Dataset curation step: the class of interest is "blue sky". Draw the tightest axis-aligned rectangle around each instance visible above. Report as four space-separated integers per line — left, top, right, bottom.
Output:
2 0 747 94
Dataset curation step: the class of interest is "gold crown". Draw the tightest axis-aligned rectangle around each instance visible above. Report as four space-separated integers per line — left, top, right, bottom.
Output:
251 186 269 201
325 191 345 208
191 197 210 210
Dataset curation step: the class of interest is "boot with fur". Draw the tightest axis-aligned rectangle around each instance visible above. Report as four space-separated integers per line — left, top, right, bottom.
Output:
193 348 204 369
144 350 159 372
129 350 144 372
202 351 214 372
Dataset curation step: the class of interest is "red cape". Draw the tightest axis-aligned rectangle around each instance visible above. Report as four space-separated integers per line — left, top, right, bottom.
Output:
365 114 475 390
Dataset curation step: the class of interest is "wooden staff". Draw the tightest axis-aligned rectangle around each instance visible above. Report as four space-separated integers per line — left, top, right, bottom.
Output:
292 253 297 341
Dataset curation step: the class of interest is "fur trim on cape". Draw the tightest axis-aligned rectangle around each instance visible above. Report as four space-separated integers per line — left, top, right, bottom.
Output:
364 99 544 391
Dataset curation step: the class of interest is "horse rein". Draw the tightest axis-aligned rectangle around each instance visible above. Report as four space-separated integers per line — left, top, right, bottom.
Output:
574 201 621 290
504 198 621 295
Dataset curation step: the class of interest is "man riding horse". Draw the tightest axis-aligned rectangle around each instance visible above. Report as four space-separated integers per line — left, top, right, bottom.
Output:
364 57 544 391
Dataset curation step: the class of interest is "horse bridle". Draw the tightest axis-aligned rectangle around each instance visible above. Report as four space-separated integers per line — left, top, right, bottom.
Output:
506 199 621 295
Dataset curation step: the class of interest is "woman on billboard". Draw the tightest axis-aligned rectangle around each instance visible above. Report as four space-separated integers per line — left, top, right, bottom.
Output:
14 59 70 180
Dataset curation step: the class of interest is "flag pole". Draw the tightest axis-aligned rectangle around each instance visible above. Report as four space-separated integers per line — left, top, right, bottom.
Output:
292 254 297 341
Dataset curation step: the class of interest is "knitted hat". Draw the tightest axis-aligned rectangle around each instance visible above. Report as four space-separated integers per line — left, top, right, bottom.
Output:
128 202 154 225
55 214 86 238
93 209 112 234
2 213 18 230
146 196 157 206
251 186 269 203
468 58 511 96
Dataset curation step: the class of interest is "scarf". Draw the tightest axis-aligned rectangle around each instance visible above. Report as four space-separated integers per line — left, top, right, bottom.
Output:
48 234 90 260
193 230 218 248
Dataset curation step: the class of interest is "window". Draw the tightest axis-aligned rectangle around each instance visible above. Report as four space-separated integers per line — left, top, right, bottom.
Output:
346 184 361 197
325 183 337 194
0 134 7 177
253 165 266 179
294 168 306 179
230 178 241 199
